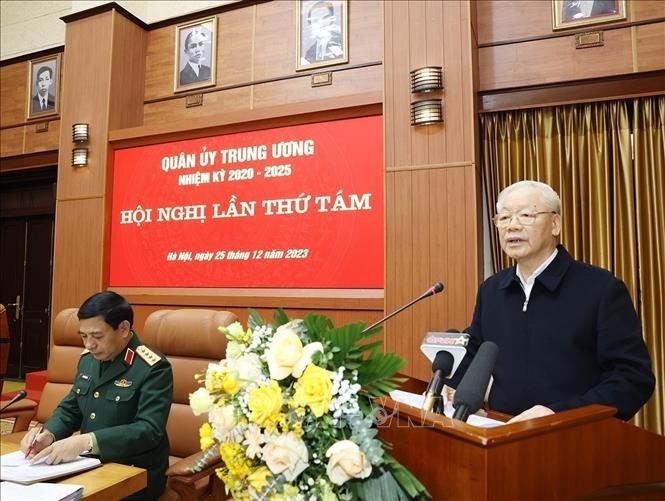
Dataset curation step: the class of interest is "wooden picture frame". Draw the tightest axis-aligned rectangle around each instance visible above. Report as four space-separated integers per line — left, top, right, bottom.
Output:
552 0 626 30
26 54 61 120
296 0 348 72
174 17 217 93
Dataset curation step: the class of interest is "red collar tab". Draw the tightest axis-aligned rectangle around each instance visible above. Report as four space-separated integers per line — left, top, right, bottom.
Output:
124 348 135 366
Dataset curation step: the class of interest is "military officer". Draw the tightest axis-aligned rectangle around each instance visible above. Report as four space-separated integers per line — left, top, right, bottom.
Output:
21 291 173 500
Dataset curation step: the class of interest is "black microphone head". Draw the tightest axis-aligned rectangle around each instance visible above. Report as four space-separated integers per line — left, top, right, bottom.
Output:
432 350 455 375
433 282 444 294
446 328 460 333
17 389 27 399
453 341 498 414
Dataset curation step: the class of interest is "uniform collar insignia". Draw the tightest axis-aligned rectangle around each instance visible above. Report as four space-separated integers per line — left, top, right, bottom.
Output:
114 378 133 387
80 373 90 380
124 347 135 366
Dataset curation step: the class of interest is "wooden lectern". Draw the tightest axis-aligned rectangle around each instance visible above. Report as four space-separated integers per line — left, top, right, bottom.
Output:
378 399 665 499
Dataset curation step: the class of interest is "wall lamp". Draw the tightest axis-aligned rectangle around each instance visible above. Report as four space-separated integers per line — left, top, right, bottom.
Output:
410 66 443 93
72 147 88 167
410 99 443 126
72 123 89 142
72 123 89 167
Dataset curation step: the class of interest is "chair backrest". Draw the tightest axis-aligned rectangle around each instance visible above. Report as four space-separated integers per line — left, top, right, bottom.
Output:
35 308 83 423
141 309 236 460
0 304 10 393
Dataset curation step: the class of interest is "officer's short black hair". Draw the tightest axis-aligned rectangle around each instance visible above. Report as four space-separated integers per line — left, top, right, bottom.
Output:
78 291 133 329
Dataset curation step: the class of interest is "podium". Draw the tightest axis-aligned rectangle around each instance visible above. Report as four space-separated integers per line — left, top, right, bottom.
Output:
378 399 665 499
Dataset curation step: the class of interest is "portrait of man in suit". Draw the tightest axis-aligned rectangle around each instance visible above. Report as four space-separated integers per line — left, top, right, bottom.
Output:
27 55 60 119
174 17 216 92
298 0 347 70
555 0 624 30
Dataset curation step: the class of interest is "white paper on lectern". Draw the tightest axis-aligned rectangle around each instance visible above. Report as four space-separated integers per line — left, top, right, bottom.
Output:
0 450 100 484
389 389 504 428
0 481 83 501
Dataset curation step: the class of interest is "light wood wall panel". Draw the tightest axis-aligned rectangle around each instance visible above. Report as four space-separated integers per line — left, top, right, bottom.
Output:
51 198 105 319
636 24 665 71
1 57 62 158
143 1 382 104
384 1 480 380
0 63 27 128
477 0 665 45
479 28 635 91
52 9 148 317
477 0 665 92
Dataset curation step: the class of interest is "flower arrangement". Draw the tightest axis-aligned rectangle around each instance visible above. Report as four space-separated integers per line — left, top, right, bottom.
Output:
189 309 429 500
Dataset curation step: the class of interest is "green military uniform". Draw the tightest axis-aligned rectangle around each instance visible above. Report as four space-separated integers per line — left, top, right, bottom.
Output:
44 332 173 500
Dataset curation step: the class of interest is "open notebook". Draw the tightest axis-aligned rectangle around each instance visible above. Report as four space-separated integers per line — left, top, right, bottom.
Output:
0 450 100 485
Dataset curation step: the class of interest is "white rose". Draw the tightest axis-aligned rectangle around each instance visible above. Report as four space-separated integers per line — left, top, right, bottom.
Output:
209 404 237 441
265 326 322 380
262 432 309 481
189 387 214 416
235 353 264 384
325 440 372 485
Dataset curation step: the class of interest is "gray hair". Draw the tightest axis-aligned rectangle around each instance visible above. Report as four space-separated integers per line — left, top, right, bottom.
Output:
496 180 561 213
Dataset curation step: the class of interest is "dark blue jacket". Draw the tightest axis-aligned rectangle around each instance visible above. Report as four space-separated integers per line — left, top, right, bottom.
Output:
452 245 654 420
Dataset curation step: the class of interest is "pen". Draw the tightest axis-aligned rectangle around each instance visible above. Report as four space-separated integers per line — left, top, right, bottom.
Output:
25 426 43 458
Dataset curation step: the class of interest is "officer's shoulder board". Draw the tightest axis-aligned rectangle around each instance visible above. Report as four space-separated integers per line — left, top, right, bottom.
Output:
136 345 162 366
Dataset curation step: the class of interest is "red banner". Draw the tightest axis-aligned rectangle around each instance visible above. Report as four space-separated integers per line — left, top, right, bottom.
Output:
109 116 383 288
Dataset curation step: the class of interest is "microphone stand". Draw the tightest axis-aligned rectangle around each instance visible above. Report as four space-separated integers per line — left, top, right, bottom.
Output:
362 282 444 333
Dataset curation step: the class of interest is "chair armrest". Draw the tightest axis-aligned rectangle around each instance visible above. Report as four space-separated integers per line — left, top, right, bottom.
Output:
166 447 226 500
166 446 221 479
0 398 38 433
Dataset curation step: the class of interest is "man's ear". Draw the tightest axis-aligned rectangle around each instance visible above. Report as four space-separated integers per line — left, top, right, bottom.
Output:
119 320 131 336
552 213 562 237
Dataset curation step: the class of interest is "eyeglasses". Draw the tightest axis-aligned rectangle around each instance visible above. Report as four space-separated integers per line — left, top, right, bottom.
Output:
493 211 556 228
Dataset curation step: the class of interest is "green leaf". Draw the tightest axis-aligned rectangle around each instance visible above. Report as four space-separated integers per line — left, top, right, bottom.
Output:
247 309 265 330
273 308 290 327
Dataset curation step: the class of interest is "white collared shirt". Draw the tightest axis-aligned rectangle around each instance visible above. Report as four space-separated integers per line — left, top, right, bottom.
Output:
516 247 558 311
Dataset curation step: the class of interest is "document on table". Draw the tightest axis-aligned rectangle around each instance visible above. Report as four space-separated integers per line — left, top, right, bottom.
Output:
0 450 101 484
0 481 84 501
389 389 505 427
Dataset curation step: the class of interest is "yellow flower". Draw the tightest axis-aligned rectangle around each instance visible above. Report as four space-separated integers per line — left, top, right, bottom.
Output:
199 422 215 450
247 466 272 491
270 484 300 500
248 380 283 428
292 364 333 417
222 372 240 394
220 442 251 479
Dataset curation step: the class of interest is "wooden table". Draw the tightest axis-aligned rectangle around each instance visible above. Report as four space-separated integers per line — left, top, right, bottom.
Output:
1 438 146 500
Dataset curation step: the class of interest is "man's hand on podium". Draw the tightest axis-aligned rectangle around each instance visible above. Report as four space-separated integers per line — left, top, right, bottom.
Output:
507 404 554 423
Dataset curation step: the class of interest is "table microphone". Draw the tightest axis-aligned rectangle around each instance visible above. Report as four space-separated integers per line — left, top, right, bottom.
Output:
422 350 455 413
452 341 498 422
0 389 28 412
362 281 444 333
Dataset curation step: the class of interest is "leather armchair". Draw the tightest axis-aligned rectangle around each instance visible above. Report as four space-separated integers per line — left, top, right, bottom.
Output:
1 307 81 437
140 308 236 501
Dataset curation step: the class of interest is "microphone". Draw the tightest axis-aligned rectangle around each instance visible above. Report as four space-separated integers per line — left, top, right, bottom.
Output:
422 350 454 413
362 281 444 333
420 329 470 378
452 341 498 422
0 389 28 412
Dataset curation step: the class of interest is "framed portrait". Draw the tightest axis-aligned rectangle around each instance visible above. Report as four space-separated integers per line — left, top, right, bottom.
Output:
296 0 348 72
174 16 217 93
26 54 61 120
552 0 626 30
